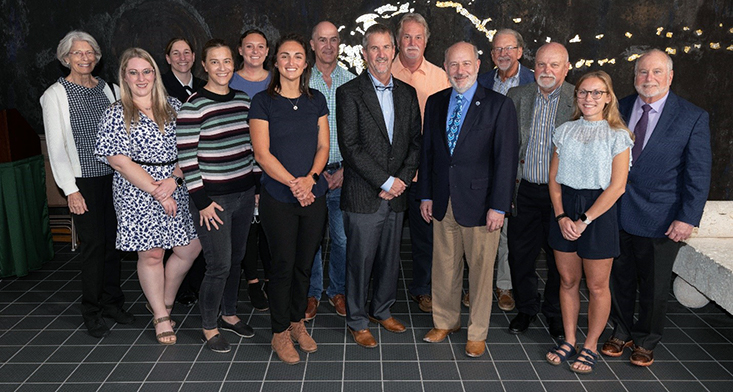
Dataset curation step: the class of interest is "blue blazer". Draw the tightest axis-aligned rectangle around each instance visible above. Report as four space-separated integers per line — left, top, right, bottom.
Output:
617 92 711 238
417 84 518 227
478 65 534 91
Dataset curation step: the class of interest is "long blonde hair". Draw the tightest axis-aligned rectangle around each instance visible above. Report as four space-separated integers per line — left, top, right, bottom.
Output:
118 47 175 133
571 70 634 140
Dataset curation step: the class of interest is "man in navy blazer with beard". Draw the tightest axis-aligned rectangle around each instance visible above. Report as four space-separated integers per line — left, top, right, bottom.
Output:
603 49 711 367
418 41 518 358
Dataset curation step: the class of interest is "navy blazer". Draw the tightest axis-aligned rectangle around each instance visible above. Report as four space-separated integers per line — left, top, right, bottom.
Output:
417 83 519 227
617 92 711 238
162 71 205 103
477 65 534 91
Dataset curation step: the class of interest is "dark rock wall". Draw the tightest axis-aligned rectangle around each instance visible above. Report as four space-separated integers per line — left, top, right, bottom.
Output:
1 0 731 198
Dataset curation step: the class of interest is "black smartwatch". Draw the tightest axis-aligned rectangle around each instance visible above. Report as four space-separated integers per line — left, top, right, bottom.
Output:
172 175 184 188
311 172 320 183
580 213 593 225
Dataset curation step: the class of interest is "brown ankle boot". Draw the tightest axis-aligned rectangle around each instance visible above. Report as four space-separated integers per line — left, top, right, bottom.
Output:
290 320 317 353
272 329 300 364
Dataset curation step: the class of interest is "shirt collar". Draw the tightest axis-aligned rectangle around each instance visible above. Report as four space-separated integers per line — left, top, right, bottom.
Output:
395 55 428 76
633 91 669 114
450 81 478 104
537 82 564 100
494 63 522 84
174 73 193 89
368 71 393 89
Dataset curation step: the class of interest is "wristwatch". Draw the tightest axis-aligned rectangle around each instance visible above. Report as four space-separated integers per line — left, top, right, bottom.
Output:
580 213 593 225
311 172 320 183
172 175 184 188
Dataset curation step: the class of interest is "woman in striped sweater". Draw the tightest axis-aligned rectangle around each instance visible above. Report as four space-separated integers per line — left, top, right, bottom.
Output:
177 39 260 353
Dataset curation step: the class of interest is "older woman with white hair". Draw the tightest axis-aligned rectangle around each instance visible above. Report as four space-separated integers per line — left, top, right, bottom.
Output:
41 30 134 338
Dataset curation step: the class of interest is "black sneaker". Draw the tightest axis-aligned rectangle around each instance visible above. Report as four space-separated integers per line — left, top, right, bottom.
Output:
248 282 269 311
84 317 111 338
101 306 136 324
176 290 198 307
218 316 255 338
202 333 231 353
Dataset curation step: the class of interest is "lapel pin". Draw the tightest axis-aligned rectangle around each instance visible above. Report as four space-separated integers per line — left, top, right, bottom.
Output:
475 101 480 106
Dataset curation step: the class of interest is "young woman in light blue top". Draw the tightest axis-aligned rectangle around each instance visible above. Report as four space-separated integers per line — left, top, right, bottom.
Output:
546 71 634 374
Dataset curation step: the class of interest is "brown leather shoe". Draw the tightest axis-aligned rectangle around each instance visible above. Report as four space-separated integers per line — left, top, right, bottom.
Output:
495 288 515 311
601 337 633 357
410 294 432 312
290 320 317 353
350 328 377 348
423 326 461 343
272 330 300 364
630 345 654 367
368 316 406 333
305 297 319 321
465 340 486 357
328 294 346 317
462 292 470 307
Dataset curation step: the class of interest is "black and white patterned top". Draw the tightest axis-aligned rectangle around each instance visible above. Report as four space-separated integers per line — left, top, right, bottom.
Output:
60 77 114 177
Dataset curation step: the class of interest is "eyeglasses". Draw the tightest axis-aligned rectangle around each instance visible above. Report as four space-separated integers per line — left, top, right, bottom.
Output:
69 50 96 58
127 69 155 77
491 46 518 54
576 90 608 100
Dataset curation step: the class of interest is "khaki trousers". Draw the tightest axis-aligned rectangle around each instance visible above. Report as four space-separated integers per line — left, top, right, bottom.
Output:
432 200 500 341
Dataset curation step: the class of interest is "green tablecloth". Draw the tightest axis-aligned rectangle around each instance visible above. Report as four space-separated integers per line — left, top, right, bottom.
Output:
0 155 54 277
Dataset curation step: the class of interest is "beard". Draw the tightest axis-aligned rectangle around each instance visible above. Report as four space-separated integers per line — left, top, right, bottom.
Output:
537 73 557 90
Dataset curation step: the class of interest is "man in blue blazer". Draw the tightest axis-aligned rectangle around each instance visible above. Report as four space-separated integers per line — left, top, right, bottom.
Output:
603 49 711 367
418 42 518 358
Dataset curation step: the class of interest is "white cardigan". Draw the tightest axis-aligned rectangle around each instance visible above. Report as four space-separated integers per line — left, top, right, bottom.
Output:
40 80 119 196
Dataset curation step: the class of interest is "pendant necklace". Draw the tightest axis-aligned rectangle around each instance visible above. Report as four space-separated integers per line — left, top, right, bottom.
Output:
287 96 300 111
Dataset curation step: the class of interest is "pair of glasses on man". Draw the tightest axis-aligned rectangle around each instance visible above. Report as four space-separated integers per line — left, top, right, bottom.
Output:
491 46 519 54
127 69 156 77
576 90 609 99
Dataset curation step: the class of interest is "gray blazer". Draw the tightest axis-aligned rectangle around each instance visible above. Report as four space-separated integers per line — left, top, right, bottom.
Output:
506 81 575 212
336 72 422 214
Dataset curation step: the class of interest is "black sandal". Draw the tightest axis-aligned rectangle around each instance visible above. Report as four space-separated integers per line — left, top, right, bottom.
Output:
572 348 599 374
546 341 578 365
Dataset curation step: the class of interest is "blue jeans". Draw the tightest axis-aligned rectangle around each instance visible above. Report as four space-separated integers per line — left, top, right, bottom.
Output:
308 186 347 299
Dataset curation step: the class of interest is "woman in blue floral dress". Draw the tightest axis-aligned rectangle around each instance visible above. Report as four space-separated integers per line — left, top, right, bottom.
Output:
96 48 201 345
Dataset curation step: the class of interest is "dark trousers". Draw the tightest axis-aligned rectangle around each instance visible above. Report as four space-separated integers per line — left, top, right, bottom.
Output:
260 190 327 333
74 175 124 321
407 181 433 296
507 180 561 318
242 220 272 281
190 188 255 329
344 200 404 331
609 230 682 350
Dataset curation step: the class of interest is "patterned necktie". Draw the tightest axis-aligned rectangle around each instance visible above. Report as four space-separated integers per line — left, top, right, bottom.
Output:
446 94 464 155
631 104 652 162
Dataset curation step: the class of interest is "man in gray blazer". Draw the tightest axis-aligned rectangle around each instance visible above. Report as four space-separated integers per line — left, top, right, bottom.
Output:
336 23 422 348
506 42 574 339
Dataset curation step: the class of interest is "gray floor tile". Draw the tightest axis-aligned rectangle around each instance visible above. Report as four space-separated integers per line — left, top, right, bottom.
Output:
106 362 154 382
67 363 116 382
304 361 343 381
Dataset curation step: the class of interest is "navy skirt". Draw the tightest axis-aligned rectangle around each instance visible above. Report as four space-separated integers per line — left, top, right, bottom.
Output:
548 185 620 259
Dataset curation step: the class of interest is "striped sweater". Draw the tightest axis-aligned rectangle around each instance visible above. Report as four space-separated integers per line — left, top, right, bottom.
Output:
177 88 260 210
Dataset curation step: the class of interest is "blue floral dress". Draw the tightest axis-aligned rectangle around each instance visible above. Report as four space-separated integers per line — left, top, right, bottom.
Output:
95 97 197 251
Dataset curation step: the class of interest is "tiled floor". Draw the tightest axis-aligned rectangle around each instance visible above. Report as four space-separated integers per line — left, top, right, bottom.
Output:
1 233 732 392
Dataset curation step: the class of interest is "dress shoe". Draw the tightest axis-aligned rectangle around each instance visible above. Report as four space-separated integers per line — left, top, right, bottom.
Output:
410 294 432 312
368 316 406 333
290 320 317 353
350 328 377 348
218 316 255 338
462 292 470 307
248 282 269 311
495 288 515 311
601 337 633 357
630 345 654 367
546 316 565 340
305 297 319 321
176 290 198 307
102 306 136 324
84 317 110 338
508 312 536 334
423 326 460 343
272 330 300 364
465 340 486 357
328 294 346 317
